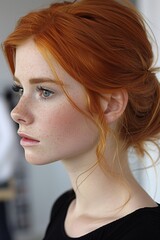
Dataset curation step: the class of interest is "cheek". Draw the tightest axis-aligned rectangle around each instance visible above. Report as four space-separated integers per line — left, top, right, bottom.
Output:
40 103 98 145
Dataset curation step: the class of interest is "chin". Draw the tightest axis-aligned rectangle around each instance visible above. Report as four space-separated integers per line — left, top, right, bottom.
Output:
25 158 43 165
24 153 57 166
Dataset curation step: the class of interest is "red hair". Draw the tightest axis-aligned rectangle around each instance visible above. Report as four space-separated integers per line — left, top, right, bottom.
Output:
3 0 160 161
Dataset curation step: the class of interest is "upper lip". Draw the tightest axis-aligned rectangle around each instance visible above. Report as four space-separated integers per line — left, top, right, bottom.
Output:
18 132 39 141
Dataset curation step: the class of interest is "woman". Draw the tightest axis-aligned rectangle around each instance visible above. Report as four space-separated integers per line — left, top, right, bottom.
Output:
3 0 160 239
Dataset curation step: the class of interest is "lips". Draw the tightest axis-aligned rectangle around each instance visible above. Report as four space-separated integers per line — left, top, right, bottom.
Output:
18 132 40 146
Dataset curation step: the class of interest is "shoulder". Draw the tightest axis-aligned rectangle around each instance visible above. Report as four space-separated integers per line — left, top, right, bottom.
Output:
121 204 160 238
105 205 160 239
43 190 75 239
50 189 75 219
135 203 160 224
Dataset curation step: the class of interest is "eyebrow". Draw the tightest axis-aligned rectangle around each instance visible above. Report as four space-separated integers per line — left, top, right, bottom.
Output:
13 76 63 86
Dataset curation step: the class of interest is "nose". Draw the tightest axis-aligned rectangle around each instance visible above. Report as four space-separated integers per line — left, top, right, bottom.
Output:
11 96 33 125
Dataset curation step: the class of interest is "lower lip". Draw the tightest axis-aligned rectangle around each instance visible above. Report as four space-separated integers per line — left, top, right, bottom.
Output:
20 137 40 147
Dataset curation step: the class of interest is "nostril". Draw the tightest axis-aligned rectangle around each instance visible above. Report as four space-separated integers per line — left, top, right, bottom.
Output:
18 118 27 123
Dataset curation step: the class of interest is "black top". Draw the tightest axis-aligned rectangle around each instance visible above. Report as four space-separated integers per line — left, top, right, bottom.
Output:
43 190 160 240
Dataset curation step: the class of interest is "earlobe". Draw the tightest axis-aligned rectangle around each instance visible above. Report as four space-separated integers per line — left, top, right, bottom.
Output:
100 89 128 124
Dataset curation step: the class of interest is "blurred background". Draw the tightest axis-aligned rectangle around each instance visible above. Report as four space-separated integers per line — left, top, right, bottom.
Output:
0 0 160 240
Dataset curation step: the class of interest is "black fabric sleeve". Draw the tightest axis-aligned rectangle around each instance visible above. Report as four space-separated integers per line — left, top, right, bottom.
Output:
43 189 75 239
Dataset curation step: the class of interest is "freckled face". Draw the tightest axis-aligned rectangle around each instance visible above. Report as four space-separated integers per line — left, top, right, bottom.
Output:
12 39 99 165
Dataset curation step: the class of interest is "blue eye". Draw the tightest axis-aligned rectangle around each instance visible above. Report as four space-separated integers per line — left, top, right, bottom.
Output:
37 86 54 99
42 89 52 98
12 84 23 96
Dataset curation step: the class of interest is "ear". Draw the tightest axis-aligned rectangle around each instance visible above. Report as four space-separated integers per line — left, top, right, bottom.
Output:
100 89 128 124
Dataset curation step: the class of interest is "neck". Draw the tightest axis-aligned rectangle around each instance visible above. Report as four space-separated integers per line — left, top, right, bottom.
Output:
62 148 136 216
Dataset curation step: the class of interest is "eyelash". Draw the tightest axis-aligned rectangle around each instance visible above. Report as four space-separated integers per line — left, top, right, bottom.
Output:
12 84 23 96
12 84 55 99
36 86 54 99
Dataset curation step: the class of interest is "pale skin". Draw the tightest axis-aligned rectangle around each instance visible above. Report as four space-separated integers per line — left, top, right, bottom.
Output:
12 39 157 238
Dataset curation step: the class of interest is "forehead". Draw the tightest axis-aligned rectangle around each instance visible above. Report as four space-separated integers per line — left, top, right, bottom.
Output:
15 39 86 93
15 39 55 80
